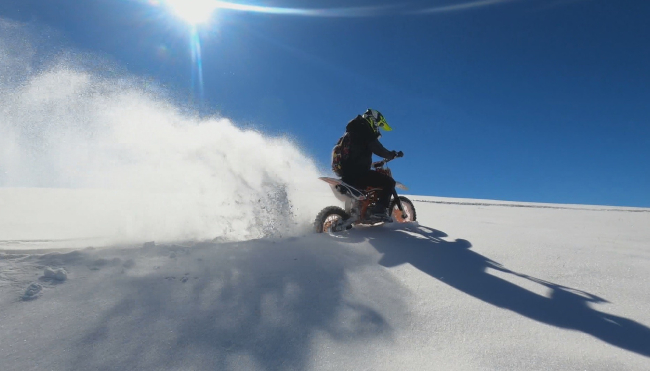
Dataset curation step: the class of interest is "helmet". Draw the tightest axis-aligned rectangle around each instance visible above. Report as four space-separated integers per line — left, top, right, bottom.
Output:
363 109 392 133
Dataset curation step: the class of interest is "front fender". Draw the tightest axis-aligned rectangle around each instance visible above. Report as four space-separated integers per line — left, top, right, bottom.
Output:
395 181 408 191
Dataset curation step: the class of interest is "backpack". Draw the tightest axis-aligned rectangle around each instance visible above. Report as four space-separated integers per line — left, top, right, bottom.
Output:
331 132 351 177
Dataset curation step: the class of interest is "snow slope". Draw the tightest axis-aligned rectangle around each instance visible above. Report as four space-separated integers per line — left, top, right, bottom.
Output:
1 195 649 371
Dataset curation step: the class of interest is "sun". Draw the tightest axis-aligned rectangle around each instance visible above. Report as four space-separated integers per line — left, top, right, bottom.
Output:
166 0 219 25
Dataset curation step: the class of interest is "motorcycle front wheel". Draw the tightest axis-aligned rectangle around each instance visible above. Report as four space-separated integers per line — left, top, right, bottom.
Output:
390 196 417 223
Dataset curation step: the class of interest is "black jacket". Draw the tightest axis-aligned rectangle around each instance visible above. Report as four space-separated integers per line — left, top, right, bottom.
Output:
340 115 393 177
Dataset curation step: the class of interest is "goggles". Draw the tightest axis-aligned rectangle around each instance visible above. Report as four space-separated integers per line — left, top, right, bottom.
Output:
376 116 392 131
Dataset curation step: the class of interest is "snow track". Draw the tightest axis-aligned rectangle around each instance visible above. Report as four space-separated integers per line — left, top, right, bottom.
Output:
1 198 649 370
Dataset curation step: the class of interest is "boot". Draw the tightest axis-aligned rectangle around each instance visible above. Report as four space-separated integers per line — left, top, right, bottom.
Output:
369 204 391 221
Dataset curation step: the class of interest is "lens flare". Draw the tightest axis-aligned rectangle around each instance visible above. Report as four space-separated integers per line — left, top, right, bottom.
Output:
190 27 204 101
413 0 518 14
214 1 392 17
166 0 219 24
163 0 396 24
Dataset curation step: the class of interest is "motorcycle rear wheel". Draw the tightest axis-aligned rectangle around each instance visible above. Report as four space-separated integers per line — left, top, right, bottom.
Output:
314 206 349 233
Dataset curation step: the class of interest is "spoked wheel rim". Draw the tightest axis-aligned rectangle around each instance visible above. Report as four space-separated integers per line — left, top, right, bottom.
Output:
392 202 415 223
322 214 343 232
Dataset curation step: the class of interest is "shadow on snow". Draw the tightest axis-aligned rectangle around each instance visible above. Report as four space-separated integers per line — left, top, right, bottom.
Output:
70 239 399 371
363 223 650 358
66 222 650 370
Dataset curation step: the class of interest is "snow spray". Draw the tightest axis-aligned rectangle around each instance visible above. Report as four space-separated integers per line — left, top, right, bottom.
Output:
0 20 330 246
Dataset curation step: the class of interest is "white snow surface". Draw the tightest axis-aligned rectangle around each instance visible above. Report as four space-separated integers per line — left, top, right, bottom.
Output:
1 195 649 371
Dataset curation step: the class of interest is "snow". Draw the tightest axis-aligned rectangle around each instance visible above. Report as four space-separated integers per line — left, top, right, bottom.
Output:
21 283 42 301
1 195 649 370
0 31 334 246
43 267 68 281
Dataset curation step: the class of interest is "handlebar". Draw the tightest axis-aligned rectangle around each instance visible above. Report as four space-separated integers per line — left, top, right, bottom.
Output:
372 151 403 169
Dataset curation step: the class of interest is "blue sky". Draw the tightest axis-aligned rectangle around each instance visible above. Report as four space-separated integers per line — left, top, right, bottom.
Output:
1 0 649 207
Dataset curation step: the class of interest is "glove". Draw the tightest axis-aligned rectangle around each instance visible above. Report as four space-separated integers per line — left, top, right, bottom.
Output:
388 151 401 160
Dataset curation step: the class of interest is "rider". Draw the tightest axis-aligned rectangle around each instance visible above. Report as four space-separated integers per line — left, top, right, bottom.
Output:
339 109 402 220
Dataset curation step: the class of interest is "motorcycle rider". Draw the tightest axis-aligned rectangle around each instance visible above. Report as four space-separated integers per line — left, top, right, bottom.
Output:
337 109 402 220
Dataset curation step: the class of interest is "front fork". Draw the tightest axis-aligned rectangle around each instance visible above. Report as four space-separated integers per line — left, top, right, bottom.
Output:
393 190 407 219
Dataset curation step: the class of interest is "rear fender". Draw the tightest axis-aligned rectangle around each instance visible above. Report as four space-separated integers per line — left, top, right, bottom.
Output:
319 177 366 201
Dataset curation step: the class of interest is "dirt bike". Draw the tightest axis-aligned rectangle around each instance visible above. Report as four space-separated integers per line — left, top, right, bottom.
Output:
314 157 417 233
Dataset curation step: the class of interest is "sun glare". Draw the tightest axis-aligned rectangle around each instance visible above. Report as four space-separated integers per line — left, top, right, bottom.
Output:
166 0 219 25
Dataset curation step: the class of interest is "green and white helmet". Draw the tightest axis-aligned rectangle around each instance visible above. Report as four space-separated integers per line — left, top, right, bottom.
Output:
363 109 392 133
